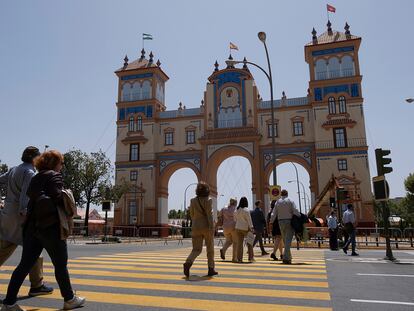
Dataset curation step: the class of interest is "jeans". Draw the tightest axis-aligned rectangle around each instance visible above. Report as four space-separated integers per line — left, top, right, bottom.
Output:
3 225 74 305
185 228 215 269
253 230 266 253
279 220 294 261
343 226 356 253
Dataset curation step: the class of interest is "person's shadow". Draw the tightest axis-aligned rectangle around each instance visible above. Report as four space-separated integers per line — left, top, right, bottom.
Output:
183 275 214 281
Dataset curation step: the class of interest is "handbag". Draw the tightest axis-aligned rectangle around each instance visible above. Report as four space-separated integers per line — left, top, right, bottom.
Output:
246 231 255 245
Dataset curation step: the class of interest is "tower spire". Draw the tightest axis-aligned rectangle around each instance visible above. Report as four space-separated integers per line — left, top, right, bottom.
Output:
327 20 333 35
312 27 317 44
140 48 146 61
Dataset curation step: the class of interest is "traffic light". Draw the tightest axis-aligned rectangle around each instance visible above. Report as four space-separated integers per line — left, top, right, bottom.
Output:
329 197 336 208
372 176 390 201
375 148 393 176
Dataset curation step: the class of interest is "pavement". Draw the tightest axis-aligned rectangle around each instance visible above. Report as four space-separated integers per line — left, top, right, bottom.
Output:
0 240 413 310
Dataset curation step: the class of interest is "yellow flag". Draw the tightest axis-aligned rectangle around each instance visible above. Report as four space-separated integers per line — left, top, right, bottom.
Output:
229 42 239 50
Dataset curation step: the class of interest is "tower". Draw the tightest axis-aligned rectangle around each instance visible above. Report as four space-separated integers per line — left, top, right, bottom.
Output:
305 21 374 225
114 49 169 226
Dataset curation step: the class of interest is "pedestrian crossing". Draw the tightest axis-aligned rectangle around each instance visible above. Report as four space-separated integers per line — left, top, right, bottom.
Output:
0 246 332 310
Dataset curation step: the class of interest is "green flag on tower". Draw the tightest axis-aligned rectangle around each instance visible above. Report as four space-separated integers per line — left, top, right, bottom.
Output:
143 33 153 40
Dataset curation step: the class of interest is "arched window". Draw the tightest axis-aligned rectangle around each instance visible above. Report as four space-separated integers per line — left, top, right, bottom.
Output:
122 83 132 102
315 59 327 80
341 55 354 77
136 116 143 131
131 82 142 101
339 96 347 113
328 57 340 79
142 80 152 100
128 116 135 132
328 97 336 114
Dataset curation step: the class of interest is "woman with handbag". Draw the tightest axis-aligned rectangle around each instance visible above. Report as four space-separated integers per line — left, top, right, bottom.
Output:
2 150 85 311
183 182 218 277
234 197 254 263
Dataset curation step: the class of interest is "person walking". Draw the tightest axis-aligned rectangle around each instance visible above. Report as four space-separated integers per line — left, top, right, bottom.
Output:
342 204 359 256
0 147 53 304
327 211 338 251
219 198 237 261
2 150 85 311
251 200 268 255
183 182 217 277
270 190 300 264
268 200 283 261
234 197 254 263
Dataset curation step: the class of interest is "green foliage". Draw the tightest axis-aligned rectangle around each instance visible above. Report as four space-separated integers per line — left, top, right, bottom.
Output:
404 173 414 194
168 209 187 219
0 160 8 197
62 150 112 234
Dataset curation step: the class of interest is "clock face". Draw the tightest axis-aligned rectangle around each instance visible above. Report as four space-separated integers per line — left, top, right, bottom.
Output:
220 86 239 109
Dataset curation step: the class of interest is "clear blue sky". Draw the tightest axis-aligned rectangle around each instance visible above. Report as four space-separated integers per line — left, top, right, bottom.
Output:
1 0 413 211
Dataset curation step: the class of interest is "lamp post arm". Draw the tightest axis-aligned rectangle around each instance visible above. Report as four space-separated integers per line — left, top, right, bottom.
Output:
243 61 271 82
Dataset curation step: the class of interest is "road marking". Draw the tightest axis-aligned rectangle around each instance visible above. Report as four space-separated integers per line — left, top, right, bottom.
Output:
78 256 327 268
0 284 332 311
351 299 414 306
357 273 414 278
0 268 329 288
0 273 330 301
39 263 329 279
68 259 327 273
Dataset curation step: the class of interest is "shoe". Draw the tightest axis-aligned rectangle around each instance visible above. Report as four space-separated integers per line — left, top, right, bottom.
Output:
207 268 218 276
270 253 278 261
280 255 283 260
261 251 269 255
282 260 292 264
183 262 192 277
1 304 26 311
342 248 348 254
63 295 86 310
28 284 54 296
351 252 359 256
249 258 256 262
219 249 225 260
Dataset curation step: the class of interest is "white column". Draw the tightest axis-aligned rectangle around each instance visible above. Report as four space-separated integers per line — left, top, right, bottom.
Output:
158 197 168 225
264 193 270 216
211 195 218 223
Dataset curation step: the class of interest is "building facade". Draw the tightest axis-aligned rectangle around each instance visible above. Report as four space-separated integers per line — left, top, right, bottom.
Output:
114 21 375 228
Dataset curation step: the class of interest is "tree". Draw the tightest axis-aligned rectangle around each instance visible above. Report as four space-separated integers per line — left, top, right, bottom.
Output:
62 150 112 235
0 160 8 197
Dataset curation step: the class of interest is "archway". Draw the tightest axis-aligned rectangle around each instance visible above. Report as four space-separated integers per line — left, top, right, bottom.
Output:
203 145 260 219
216 156 253 211
157 162 200 224
268 162 312 214
168 168 198 224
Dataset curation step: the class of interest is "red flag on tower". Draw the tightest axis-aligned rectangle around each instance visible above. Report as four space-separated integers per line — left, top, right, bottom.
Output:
327 4 336 13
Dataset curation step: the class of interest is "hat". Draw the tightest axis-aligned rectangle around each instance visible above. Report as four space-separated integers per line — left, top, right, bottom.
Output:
21 146 40 163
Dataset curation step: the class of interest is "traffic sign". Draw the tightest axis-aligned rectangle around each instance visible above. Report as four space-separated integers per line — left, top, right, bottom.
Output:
269 185 282 201
102 200 112 211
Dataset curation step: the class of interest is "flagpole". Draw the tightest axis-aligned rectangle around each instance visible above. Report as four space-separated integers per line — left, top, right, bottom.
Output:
142 34 144 50
327 10 330 23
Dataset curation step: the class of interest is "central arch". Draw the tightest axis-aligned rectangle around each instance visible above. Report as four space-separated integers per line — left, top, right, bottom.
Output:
203 144 261 218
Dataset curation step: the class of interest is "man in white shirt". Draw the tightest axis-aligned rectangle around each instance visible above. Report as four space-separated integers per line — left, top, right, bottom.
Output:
342 204 358 256
270 190 300 264
327 211 338 250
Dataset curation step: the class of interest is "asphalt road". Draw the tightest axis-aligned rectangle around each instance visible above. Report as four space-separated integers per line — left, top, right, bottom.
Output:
0 240 413 310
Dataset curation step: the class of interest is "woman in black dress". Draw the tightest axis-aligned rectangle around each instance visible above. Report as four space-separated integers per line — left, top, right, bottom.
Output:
268 200 284 261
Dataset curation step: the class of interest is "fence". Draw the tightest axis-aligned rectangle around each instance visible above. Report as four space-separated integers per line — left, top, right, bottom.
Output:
302 226 414 249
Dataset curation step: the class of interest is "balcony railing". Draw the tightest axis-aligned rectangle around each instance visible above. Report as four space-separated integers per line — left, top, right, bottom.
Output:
315 68 355 81
315 138 367 149
216 118 245 129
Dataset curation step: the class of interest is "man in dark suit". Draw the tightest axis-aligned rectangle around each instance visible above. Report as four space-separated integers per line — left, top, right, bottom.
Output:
251 200 269 255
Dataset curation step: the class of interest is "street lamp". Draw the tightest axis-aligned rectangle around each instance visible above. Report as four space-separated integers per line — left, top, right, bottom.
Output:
406 98 414 103
287 163 302 213
225 31 277 186
288 179 307 213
